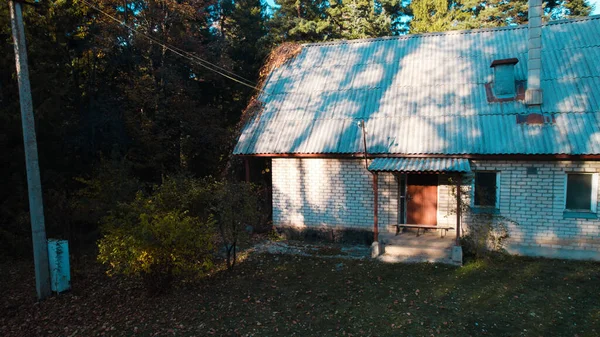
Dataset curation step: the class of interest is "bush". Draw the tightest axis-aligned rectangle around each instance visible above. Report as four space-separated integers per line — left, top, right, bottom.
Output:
97 179 214 294
447 176 514 261
97 174 261 292
461 217 510 260
211 181 259 270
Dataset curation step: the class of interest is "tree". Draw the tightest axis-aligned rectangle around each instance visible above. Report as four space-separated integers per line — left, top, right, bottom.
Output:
327 0 393 39
0 0 269 255
212 181 259 270
409 0 592 33
268 0 397 42
268 0 332 42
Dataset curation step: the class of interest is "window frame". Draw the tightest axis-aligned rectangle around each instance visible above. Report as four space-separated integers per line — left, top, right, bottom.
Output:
472 171 500 210
564 173 598 213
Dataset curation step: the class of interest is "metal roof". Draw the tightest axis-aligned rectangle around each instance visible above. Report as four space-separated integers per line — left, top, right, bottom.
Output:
368 158 471 173
235 16 600 155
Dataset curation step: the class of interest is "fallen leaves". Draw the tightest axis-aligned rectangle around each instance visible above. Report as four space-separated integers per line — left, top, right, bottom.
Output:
2 252 600 336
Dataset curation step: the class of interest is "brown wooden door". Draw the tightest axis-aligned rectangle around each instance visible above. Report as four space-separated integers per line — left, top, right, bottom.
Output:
406 174 438 225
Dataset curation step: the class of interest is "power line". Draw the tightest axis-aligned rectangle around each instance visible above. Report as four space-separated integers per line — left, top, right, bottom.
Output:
79 0 266 93
81 0 259 89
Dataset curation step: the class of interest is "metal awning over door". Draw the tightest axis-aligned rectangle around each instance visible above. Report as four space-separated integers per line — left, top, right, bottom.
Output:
368 158 471 173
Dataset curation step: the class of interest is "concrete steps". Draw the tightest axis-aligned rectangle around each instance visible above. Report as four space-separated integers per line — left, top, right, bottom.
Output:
377 232 461 265
377 253 457 265
381 237 455 248
382 245 452 258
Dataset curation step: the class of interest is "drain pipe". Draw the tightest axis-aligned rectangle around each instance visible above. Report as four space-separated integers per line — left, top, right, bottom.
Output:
373 172 379 242
360 120 381 255
370 171 381 258
452 173 464 265
359 120 379 240
455 175 461 246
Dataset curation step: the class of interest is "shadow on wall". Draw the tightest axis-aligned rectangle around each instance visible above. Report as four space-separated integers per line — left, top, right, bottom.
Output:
273 158 374 231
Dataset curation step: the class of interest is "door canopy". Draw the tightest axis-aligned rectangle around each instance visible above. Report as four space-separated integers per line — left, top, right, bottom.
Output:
368 158 471 173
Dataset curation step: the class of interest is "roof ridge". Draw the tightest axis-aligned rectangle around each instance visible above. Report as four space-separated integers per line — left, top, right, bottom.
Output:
303 15 600 48
545 14 600 26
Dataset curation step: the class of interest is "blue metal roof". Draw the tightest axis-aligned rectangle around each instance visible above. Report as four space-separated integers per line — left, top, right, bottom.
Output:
369 158 471 173
235 16 600 155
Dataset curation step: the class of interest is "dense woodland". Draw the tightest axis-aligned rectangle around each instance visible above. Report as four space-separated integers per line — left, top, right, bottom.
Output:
0 0 592 259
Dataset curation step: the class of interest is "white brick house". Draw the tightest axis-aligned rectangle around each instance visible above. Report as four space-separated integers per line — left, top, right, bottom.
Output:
235 10 600 261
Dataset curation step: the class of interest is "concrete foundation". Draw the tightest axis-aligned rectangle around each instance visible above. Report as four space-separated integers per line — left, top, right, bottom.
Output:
506 244 600 261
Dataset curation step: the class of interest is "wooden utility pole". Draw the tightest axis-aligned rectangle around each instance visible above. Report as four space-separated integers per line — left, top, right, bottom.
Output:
9 0 51 300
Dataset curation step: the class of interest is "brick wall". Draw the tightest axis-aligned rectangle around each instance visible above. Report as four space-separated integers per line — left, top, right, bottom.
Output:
272 158 397 232
465 160 600 252
272 158 600 253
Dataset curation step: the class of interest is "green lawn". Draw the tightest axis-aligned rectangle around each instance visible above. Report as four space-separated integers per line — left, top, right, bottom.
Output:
2 250 600 336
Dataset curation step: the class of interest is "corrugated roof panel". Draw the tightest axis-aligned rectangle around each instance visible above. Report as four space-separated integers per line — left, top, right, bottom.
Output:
237 17 600 155
577 113 599 154
270 119 312 153
369 157 471 173
335 119 362 153
588 77 600 111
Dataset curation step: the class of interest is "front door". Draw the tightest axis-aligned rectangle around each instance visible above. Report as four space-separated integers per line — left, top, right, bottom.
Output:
406 174 438 225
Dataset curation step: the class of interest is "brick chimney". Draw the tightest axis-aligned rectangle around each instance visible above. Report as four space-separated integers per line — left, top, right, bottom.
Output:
525 0 543 106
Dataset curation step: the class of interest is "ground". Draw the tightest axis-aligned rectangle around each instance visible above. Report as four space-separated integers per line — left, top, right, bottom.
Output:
2 241 600 337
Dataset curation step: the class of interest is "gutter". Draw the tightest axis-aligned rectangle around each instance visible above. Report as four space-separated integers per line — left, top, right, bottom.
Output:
235 153 600 161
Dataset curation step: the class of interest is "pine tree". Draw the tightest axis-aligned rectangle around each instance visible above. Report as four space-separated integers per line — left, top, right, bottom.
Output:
268 0 397 42
409 0 593 34
327 0 393 39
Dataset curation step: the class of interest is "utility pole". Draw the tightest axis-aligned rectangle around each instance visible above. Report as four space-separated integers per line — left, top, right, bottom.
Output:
9 0 51 300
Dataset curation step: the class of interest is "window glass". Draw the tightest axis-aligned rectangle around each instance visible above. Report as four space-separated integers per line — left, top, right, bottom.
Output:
474 172 497 207
566 174 593 210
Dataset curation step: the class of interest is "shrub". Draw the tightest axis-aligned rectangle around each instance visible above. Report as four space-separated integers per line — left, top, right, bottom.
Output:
97 180 214 294
461 216 510 260
97 174 260 292
211 181 259 270
448 176 513 260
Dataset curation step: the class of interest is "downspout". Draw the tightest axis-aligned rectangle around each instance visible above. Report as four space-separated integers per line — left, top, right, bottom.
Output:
359 120 379 242
455 174 462 246
373 172 379 242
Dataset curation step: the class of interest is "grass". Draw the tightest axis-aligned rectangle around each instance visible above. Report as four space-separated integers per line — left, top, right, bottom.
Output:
2 250 600 336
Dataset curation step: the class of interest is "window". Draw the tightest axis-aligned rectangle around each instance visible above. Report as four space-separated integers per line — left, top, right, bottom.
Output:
474 172 498 207
565 173 598 212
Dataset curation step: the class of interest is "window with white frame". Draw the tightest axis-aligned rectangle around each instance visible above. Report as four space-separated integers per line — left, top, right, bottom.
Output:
474 172 499 208
565 173 598 212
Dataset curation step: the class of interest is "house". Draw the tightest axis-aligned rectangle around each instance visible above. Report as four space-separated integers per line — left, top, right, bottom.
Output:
234 1 600 262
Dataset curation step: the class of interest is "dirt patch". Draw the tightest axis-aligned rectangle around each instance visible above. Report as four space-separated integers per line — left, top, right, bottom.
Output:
252 240 370 260
314 246 344 256
276 226 374 245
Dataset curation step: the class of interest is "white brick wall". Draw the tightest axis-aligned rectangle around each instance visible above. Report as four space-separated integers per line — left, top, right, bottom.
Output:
272 158 397 231
272 158 600 252
464 160 600 252
437 175 458 228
